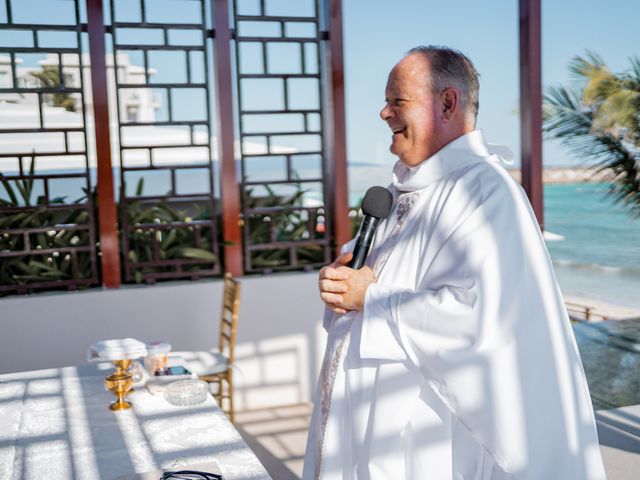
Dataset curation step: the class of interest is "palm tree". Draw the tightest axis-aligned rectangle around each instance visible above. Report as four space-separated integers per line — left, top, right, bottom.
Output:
29 68 76 112
543 52 640 215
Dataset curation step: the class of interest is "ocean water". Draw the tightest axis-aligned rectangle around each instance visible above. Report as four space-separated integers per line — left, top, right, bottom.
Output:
545 183 640 309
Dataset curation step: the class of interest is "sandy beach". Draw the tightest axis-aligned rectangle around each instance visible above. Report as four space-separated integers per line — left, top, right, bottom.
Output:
507 167 610 184
564 294 640 321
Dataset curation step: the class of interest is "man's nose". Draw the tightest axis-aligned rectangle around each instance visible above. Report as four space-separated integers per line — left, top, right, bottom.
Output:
380 103 393 121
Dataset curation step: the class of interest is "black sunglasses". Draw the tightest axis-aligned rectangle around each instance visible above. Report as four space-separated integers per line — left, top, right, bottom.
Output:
161 470 223 480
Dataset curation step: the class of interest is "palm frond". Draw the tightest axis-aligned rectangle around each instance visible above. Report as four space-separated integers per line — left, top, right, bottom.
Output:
568 51 605 81
628 56 640 84
544 75 640 215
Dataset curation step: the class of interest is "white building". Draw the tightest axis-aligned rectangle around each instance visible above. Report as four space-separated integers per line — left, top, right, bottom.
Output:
0 52 160 123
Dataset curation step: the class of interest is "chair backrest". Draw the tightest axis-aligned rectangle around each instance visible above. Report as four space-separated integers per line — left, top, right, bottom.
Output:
219 272 241 364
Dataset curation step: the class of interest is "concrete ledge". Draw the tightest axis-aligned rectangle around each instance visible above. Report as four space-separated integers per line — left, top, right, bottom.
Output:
597 404 640 479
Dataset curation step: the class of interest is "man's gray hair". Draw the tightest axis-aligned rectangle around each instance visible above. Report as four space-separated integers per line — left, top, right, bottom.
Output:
407 45 480 120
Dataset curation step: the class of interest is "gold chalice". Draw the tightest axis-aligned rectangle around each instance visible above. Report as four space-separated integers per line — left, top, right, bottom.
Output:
105 359 134 411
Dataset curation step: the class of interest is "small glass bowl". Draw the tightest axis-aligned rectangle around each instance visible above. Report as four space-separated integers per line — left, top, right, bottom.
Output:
164 379 209 407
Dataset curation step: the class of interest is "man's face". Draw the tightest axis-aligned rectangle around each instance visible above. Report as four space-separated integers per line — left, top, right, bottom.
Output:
380 54 442 167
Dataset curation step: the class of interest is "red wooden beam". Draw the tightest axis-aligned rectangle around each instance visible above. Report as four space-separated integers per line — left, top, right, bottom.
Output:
519 0 544 230
327 0 351 254
86 0 121 287
212 0 243 276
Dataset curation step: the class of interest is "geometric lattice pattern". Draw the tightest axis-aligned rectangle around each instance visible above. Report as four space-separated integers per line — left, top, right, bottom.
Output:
233 0 332 273
1 0 339 295
0 0 99 294
109 0 221 283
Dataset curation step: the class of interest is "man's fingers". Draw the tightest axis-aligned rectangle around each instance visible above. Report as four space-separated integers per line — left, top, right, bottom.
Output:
320 279 347 293
318 253 353 283
319 266 349 281
336 265 352 277
328 305 347 314
318 252 355 315
334 252 353 266
321 292 343 305
324 299 347 314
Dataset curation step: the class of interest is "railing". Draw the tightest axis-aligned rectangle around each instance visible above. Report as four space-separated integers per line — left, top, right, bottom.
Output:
566 301 610 322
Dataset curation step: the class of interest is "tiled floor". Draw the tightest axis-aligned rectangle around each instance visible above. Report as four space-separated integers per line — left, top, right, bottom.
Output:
236 402 640 480
235 403 312 479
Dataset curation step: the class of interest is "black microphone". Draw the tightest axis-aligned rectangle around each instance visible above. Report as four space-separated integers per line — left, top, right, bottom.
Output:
348 186 393 269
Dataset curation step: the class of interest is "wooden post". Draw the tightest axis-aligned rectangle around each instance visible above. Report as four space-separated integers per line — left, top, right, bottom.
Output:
327 0 350 254
86 0 121 287
212 0 243 276
519 0 544 230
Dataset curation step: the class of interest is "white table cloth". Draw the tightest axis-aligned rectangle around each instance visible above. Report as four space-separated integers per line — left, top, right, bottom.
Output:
0 363 271 480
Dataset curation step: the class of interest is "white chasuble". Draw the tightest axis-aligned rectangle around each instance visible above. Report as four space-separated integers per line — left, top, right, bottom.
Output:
303 130 606 480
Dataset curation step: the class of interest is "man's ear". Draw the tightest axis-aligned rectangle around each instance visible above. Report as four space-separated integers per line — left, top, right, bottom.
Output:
441 88 459 121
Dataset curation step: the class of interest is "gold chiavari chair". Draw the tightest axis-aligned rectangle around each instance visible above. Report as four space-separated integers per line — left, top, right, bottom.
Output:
173 273 240 422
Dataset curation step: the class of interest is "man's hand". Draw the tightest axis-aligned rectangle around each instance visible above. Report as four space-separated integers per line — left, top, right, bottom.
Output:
318 252 376 314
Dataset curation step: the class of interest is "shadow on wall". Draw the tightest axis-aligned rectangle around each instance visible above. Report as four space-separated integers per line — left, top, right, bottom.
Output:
0 271 328 409
234 335 311 410
230 272 327 410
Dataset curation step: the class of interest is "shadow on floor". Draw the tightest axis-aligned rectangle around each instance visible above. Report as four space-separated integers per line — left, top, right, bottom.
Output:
235 401 640 480
235 403 312 480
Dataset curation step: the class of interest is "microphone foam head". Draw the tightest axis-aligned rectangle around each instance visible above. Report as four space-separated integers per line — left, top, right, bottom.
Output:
361 186 393 219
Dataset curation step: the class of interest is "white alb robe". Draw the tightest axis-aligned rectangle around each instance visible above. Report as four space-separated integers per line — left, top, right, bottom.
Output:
303 130 606 479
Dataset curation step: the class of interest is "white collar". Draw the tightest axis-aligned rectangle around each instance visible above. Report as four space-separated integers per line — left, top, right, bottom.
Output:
392 130 508 192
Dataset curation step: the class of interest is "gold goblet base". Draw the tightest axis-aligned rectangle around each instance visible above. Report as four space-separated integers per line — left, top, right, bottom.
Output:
105 359 134 412
109 398 133 411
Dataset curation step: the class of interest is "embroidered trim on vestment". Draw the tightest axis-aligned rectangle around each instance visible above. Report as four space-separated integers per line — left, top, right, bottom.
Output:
313 190 422 479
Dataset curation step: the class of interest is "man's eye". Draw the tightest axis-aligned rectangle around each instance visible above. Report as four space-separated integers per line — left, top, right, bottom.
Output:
394 99 406 106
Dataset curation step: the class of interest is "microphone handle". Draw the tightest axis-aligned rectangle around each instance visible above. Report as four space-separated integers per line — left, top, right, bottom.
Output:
348 215 381 269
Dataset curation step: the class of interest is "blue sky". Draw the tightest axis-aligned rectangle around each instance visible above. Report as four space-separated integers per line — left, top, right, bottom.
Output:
2 0 640 173
343 0 640 168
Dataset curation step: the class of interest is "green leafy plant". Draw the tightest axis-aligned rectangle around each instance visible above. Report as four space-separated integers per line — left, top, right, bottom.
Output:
124 178 218 283
0 160 93 291
245 184 325 269
543 52 640 215
29 67 77 112
1 170 336 292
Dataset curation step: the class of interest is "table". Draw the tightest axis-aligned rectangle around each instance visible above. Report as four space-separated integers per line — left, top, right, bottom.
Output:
0 363 272 479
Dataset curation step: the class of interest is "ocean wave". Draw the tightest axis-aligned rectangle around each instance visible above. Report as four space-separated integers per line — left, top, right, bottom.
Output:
543 231 565 241
552 258 640 276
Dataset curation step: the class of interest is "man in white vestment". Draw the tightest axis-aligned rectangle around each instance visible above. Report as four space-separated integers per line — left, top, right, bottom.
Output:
303 46 606 479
